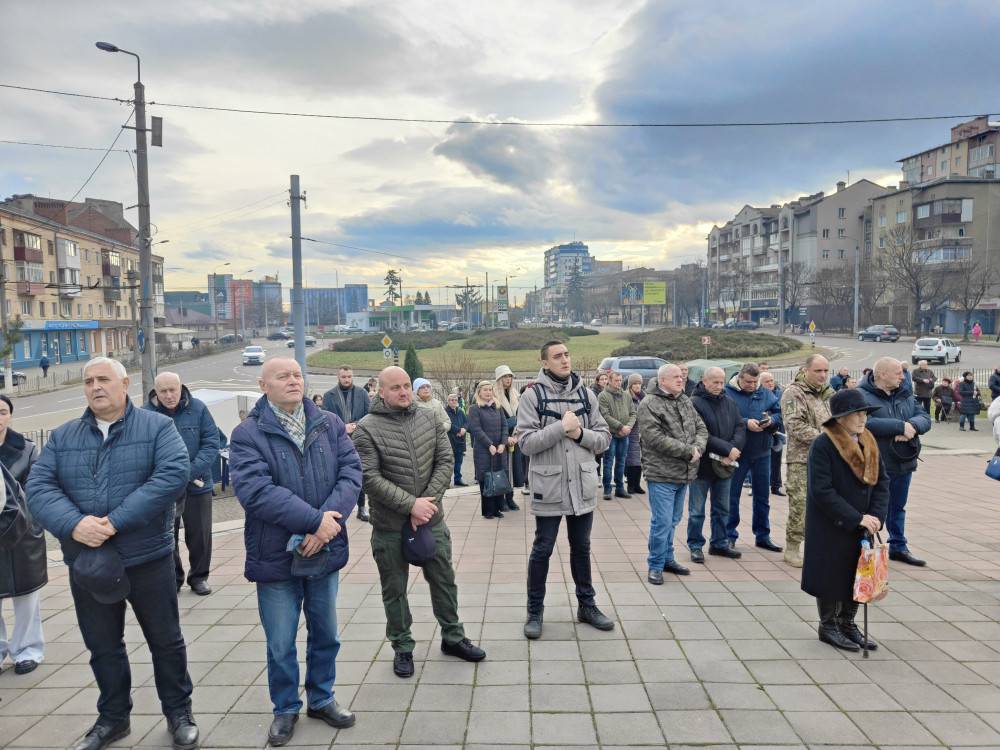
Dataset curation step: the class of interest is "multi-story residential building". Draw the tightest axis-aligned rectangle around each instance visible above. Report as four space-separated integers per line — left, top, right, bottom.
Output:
707 180 889 324
900 116 1000 185
871 177 1000 333
543 241 592 288
302 284 370 327
208 273 233 321
0 195 165 368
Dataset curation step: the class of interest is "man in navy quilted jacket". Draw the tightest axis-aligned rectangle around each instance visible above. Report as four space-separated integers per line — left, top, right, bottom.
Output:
27 357 196 750
230 357 362 747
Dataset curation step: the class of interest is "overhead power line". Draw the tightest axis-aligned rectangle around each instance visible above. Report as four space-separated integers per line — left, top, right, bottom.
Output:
2 81 994 128
67 107 135 204
300 236 411 260
0 139 130 153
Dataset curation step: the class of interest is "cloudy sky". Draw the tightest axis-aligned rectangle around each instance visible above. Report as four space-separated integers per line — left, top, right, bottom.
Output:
2 0 997 304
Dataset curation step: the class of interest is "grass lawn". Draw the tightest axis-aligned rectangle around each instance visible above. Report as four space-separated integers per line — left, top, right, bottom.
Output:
308 331 631 373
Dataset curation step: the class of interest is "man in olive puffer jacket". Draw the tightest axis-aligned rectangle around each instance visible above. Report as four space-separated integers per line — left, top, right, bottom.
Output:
353 366 486 679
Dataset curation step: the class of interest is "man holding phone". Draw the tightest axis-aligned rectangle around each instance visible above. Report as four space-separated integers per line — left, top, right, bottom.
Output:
724 364 783 553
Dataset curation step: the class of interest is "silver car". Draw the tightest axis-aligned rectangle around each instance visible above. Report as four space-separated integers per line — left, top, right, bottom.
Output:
911 337 961 365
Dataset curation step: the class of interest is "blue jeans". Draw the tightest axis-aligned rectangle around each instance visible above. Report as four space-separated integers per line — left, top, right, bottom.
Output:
452 445 466 483
647 482 688 570
602 436 629 492
887 472 913 553
687 476 732 551
726 453 772 543
257 570 341 715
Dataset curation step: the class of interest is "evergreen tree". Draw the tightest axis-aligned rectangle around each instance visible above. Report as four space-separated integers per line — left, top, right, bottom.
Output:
404 344 424 382
566 260 586 321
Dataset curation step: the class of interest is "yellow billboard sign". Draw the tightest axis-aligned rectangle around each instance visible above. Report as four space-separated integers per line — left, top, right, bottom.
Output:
643 281 666 305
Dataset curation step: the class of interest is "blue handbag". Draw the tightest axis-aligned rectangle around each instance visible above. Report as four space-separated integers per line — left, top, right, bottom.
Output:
986 450 1000 481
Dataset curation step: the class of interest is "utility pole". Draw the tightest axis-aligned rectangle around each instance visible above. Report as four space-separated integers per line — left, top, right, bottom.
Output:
0 234 11 392
778 246 785 333
853 243 860 334
127 270 139 361
289 175 306 380
485 271 489 329
133 72 156 399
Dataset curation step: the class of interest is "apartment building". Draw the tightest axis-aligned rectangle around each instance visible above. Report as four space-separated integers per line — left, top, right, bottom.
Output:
707 180 888 323
900 116 1000 186
0 196 164 368
543 241 592 288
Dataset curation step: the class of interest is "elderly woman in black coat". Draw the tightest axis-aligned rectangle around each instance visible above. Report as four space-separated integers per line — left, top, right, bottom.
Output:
467 380 510 519
802 388 889 653
0 395 45 674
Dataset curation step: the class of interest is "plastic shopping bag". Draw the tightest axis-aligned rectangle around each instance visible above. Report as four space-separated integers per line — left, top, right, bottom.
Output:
853 536 889 604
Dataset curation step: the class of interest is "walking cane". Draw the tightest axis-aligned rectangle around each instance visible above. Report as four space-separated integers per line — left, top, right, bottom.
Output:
863 601 869 659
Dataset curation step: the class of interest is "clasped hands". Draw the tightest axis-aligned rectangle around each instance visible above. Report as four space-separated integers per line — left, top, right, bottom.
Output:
300 510 344 557
72 516 117 548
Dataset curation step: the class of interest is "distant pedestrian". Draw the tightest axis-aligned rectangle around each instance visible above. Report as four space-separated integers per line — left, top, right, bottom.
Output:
445 393 468 487
989 367 1000 401
467 380 510 519
680 363 697 396
844 376 858 389
39 354 49 378
957 371 982 431
932 377 954 422
322 366 372 522
911 360 936 414
413 378 450 432
760 372 785 497
312 394 324 407
494 364 523 510
624 373 645 494
598 371 637 500
830 367 851 392
973 322 983 342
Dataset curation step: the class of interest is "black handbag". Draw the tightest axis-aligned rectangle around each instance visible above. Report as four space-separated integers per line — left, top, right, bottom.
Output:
482 453 513 498
0 465 32 551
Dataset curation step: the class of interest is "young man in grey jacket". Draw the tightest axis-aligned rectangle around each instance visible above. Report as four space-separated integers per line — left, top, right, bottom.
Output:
516 340 613 639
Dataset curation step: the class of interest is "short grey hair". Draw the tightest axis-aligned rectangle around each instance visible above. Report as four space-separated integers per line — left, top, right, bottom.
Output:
658 363 681 380
155 371 181 387
83 356 127 379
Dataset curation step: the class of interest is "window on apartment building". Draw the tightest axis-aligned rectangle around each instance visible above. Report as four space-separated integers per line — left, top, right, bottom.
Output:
896 211 906 224
838 207 846 219
61 302 72 317
23 338 29 360
927 166 935 176
916 204 931 219
20 300 30 316
878 236 886 248
822 249 830 259
962 199 974 221
88 304 93 318
941 160 948 172
47 240 54 255
879 215 887 226
822 229 830 238
49 271 55 284
39 302 46 317
77 305 82 317
959 227 966 237
838 229 846 238
956 156 962 166
838 249 846 260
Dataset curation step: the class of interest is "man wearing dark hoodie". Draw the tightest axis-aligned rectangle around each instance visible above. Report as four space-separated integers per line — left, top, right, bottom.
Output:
322 366 371 522
858 357 932 567
688 367 745 563
145 372 220 595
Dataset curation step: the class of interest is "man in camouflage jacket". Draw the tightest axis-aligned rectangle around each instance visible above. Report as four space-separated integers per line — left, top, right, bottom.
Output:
778 354 834 567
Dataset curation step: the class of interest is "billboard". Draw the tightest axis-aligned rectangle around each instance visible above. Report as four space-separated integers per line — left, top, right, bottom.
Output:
621 281 668 306
496 285 510 327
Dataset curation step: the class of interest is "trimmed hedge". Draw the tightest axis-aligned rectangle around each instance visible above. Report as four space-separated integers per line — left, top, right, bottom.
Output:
612 329 801 361
329 331 465 352
462 327 598 351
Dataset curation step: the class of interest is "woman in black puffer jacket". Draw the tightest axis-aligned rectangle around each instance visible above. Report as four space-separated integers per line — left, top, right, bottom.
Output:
467 380 510 519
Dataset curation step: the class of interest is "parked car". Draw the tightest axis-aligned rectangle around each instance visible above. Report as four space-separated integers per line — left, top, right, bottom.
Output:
710 321 726 329
570 321 585 328
858 324 900 342
734 320 759 330
242 345 266 366
0 370 28 388
911 337 961 364
286 335 317 348
447 322 470 331
598 356 670 384
589 318 603 327
267 331 288 341
216 334 245 345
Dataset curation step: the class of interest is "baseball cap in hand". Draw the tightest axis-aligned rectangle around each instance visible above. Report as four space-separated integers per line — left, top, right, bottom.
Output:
72 545 130 604
402 518 436 566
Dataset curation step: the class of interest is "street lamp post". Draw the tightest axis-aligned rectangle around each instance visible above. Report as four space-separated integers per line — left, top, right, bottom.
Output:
96 41 156 400
211 262 231 343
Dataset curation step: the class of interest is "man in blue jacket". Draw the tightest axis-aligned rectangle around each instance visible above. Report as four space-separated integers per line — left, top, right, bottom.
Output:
321 365 371 522
858 357 932 567
230 357 362 747
27 357 196 750
724 363 784 553
146 372 220 595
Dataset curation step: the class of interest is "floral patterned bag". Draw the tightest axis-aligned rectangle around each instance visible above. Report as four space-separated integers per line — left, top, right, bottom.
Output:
853 533 889 604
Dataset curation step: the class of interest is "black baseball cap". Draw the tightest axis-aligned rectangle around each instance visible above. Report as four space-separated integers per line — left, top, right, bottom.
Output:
401 519 436 566
72 546 130 604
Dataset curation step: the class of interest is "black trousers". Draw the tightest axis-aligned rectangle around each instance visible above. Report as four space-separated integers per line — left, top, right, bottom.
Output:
917 396 931 414
527 512 596 614
770 447 783 490
174 490 213 586
70 553 193 723
478 480 504 517
357 489 367 511
624 465 642 491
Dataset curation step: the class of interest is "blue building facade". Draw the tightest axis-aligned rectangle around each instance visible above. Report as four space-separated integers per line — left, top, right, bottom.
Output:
14 320 98 368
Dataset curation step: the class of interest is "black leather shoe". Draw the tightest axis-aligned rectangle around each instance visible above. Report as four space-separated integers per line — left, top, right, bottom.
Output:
889 550 927 567
771 487 786 496
268 714 298 747
819 624 860 652
190 580 211 596
839 621 878 651
454 481 468 487
578 605 615 631
755 538 783 553
495 510 505 519
614 488 631 498
441 638 486 662
72 720 131 750
647 569 663 585
167 709 199 750
14 659 38 674
307 701 356 728
524 611 543 640
393 651 415 678
632 486 646 495
357 507 370 522
505 500 520 511
690 549 705 564
663 560 690 576
709 545 742 559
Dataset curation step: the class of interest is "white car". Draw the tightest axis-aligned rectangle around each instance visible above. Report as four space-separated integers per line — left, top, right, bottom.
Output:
286 336 317 348
242 345 265 365
911 337 961 365
589 318 603 327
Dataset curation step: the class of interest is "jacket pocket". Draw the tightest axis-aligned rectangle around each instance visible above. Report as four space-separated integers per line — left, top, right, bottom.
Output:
529 464 563 503
579 463 599 501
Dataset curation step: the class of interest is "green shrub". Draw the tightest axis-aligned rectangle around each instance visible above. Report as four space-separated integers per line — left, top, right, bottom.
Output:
403 344 424 382
330 331 464 352
612 329 800 361
463 327 598 351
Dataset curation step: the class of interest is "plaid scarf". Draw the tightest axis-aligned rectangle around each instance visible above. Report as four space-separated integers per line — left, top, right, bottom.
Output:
269 399 306 452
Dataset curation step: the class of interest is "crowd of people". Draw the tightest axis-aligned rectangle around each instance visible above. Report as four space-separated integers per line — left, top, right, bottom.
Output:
1 341 998 748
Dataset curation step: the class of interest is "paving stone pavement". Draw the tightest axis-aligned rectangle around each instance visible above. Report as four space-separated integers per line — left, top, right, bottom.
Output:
5 453 1000 749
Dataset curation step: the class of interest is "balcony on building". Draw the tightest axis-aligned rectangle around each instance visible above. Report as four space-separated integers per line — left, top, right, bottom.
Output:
101 252 122 278
13 242 43 264
756 262 780 272
16 281 45 296
59 285 81 298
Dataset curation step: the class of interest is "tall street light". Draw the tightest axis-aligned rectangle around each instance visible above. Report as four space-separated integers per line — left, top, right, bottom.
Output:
96 41 156 399
211 261 231 342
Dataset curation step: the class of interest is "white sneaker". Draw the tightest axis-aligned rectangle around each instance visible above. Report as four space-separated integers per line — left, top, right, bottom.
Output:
521 486 530 495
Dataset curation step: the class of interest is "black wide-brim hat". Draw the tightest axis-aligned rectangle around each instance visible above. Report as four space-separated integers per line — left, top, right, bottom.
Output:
823 388 879 426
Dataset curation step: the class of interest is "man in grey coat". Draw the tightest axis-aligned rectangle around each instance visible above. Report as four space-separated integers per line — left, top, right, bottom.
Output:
517 339 612 640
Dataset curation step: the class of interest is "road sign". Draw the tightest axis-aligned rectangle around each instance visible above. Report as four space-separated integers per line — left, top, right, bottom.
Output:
701 336 712 346
381 334 393 348
383 348 392 360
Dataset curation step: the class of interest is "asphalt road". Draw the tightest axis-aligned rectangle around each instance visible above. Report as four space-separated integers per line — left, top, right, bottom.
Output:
798 332 1000 371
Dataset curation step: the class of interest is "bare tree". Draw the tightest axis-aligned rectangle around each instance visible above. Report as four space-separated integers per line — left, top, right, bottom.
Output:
673 263 706 325
812 266 854 331
858 255 891 328
880 225 950 334
781 261 810 329
950 253 999 340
